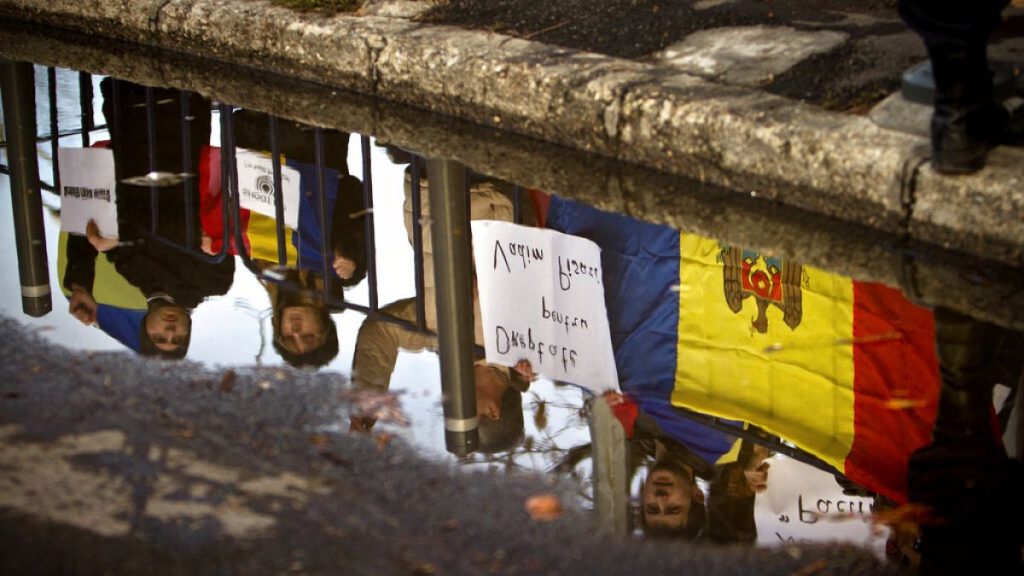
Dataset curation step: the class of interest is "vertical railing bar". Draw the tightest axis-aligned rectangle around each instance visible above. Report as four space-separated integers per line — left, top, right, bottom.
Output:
145 87 158 234
110 78 122 205
314 128 331 297
220 104 247 259
361 135 378 311
512 184 523 225
464 166 471 224
180 93 195 249
411 155 426 330
268 116 287 266
78 71 92 147
48 67 60 194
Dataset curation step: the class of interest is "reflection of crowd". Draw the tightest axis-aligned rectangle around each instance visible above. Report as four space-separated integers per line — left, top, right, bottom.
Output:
202 109 368 368
63 80 234 359
350 156 531 452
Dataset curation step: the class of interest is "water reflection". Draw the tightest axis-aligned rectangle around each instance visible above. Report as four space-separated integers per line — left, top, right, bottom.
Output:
2 63 1022 570
211 109 367 368
62 80 233 358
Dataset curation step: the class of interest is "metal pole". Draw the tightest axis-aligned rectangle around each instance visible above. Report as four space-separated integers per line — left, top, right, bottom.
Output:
426 157 478 456
48 67 60 194
180 92 196 250
360 135 378 311
588 396 630 535
1 60 51 317
268 115 287 266
411 156 426 330
314 128 332 296
78 71 92 147
145 87 158 234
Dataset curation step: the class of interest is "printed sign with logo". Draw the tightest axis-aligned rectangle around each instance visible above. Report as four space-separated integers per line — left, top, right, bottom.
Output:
235 147 300 229
472 221 619 394
57 147 118 238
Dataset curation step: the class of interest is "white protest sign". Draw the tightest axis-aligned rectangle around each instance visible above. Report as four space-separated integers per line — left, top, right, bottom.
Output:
57 147 118 238
472 221 619 394
754 456 885 557
235 147 300 229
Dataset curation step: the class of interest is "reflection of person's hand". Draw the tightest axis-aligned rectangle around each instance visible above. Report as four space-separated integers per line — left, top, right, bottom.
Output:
744 461 770 494
349 415 377 435
332 255 356 280
85 220 118 252
68 285 97 326
603 391 625 407
201 233 216 255
514 359 536 381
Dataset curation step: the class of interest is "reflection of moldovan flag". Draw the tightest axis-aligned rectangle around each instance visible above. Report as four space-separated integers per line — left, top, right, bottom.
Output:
544 194 940 503
675 234 941 502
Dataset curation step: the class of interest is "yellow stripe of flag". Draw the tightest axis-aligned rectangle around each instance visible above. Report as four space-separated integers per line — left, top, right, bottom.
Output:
673 233 856 473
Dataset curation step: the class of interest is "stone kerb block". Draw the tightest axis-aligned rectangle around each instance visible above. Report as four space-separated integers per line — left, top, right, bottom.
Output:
0 0 161 43
157 0 402 94
911 148 1024 266
375 26 650 156
617 75 913 231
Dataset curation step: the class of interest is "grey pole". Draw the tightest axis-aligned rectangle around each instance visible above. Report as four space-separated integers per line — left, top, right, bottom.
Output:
425 157 478 456
1 60 51 317
589 396 630 535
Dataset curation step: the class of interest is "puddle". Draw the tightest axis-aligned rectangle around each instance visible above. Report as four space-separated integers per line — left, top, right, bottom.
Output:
1 51 1022 566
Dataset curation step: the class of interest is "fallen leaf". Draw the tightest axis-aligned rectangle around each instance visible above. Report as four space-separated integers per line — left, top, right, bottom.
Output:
524 493 562 522
310 433 330 448
533 400 548 431
320 451 352 468
789 560 828 576
219 370 237 392
375 432 393 449
411 563 437 575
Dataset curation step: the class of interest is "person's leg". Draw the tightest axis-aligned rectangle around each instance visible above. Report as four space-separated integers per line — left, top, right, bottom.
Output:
898 0 1010 174
907 308 1023 575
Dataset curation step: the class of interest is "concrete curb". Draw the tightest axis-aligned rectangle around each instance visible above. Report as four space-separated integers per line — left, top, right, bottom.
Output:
0 0 1022 264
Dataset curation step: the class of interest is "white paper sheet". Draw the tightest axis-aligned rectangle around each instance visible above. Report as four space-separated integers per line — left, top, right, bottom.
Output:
235 147 300 229
472 220 619 394
57 147 118 238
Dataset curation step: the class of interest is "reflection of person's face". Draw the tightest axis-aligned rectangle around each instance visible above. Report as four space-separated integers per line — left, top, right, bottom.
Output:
279 306 325 354
474 364 508 421
642 464 693 530
145 305 190 352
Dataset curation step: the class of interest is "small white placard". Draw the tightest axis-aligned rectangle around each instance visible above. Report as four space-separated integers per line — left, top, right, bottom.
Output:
235 147 300 229
58 147 118 238
472 221 619 394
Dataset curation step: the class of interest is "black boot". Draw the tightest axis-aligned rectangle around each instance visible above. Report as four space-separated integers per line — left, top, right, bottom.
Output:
927 47 1007 175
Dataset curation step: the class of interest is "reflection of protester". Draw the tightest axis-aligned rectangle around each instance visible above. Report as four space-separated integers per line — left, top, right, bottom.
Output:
604 392 712 540
705 441 772 546
200 110 367 368
63 80 234 359
898 0 1012 174
904 308 1023 575
351 168 526 451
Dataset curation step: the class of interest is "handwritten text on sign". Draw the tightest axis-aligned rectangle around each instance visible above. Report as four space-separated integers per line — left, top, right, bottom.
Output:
57 147 118 238
235 147 300 229
472 221 619 394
